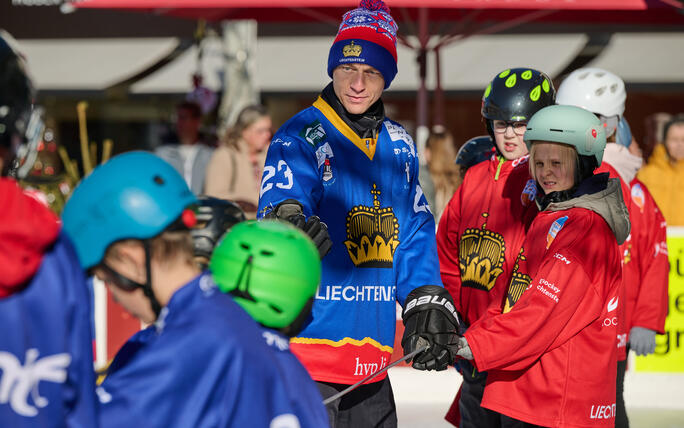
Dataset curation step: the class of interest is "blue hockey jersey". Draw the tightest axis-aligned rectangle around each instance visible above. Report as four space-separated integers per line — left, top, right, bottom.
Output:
260 329 330 428
97 273 302 428
0 233 98 428
257 96 442 384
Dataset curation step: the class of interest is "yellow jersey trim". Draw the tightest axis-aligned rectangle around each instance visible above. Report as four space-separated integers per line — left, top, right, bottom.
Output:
313 96 377 161
291 336 393 353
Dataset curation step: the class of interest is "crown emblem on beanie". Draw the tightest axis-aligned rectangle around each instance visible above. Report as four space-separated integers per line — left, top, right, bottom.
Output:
343 41 363 57
344 184 399 268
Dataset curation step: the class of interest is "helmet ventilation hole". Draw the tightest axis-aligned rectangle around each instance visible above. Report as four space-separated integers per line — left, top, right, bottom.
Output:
595 86 606 96
260 250 274 256
240 243 250 250
153 175 165 185
579 72 590 79
610 83 618 93
595 71 605 78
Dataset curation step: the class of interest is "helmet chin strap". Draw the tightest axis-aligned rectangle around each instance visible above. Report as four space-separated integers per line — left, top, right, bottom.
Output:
281 297 314 338
100 245 162 320
142 240 162 320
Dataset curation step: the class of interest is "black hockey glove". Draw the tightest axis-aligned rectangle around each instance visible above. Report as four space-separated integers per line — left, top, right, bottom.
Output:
401 285 461 371
265 199 332 259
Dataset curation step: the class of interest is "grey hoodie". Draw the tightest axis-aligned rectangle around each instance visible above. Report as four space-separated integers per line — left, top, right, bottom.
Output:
541 178 631 245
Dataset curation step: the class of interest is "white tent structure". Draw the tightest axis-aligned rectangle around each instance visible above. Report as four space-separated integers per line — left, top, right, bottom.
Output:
20 32 684 94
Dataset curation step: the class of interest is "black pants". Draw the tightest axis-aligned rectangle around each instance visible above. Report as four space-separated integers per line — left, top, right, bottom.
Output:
459 361 545 428
616 356 629 428
460 378 504 428
318 377 397 428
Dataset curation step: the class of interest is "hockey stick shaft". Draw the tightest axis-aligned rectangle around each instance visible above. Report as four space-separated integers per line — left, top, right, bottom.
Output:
322 344 429 405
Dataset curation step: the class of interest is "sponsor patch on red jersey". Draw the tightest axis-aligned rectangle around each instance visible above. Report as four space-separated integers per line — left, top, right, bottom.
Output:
546 215 568 249
631 183 645 212
521 179 536 207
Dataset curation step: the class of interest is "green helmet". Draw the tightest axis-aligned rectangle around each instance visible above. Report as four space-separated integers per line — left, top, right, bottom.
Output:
210 220 321 331
524 104 607 166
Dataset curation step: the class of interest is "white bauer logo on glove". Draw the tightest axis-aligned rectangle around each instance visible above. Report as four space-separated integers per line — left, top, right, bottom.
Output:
404 294 460 324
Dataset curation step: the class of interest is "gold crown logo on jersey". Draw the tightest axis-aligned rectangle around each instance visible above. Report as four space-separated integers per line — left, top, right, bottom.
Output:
458 213 505 291
344 184 399 268
342 41 363 57
503 247 531 313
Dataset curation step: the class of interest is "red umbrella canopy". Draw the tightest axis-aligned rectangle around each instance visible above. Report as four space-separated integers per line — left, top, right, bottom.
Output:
70 0 684 25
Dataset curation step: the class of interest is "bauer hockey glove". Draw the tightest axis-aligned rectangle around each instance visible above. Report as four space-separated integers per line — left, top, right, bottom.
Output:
401 285 461 371
264 199 332 258
629 326 657 356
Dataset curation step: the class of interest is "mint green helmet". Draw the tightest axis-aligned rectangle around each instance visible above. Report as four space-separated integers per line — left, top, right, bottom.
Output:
210 220 321 332
524 104 607 165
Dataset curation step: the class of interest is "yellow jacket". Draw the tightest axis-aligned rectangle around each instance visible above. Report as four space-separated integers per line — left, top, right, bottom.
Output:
637 144 684 225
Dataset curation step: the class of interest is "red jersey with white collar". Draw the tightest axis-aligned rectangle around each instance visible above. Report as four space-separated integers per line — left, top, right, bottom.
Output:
436 155 538 327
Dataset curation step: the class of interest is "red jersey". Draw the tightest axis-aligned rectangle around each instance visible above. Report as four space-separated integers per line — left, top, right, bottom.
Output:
436 155 537 326
624 178 668 334
466 180 626 427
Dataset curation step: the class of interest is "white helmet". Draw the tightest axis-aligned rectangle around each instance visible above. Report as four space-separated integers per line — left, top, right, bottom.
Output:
556 68 626 117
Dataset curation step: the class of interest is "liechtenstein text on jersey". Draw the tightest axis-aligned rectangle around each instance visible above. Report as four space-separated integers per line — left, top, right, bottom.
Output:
315 285 396 302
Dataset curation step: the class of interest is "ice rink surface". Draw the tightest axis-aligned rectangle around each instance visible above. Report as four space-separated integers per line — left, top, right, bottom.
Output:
389 367 684 428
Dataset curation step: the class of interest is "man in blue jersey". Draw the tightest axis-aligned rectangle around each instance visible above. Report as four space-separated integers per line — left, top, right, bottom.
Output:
211 220 331 428
256 1 460 426
62 152 303 428
0 30 98 427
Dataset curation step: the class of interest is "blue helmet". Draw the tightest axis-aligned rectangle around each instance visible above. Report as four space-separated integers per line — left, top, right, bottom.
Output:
616 117 632 148
455 135 495 169
62 151 197 270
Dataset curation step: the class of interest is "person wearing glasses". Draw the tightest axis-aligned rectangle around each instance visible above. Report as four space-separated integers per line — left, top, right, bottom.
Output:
436 68 555 428
62 152 303 428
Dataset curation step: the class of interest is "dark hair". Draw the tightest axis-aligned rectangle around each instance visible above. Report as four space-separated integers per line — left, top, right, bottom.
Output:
224 105 269 150
662 115 684 142
176 101 202 119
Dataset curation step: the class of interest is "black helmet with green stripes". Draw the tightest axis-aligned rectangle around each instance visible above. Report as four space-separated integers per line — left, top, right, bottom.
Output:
210 220 321 336
481 68 556 123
